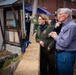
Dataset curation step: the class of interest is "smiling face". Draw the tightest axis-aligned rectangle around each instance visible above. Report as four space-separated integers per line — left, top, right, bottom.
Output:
57 9 69 23
38 16 45 25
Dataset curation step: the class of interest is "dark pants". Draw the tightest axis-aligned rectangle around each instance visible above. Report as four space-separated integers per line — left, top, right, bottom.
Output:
40 46 56 75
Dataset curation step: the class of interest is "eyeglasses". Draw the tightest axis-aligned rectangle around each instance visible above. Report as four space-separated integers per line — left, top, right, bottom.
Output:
38 19 44 20
58 13 66 16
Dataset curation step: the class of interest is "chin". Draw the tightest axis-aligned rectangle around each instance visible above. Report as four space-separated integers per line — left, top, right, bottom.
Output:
39 23 42 25
59 20 63 22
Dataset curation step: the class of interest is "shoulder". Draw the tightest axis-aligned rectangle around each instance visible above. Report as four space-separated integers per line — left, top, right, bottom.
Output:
69 20 76 28
47 24 53 29
37 25 40 28
69 20 76 25
65 20 76 28
67 21 76 32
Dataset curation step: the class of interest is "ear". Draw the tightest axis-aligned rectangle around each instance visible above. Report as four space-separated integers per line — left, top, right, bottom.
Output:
66 14 69 18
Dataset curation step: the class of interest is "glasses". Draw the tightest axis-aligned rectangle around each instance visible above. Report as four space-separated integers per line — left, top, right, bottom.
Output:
38 19 43 20
58 13 66 16
38 18 45 20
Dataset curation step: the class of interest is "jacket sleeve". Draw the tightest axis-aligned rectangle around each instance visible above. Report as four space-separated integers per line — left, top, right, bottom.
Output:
47 26 56 49
48 39 56 49
35 33 40 43
35 27 41 43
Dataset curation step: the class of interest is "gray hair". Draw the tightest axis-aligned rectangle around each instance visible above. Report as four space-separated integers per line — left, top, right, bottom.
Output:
57 8 72 19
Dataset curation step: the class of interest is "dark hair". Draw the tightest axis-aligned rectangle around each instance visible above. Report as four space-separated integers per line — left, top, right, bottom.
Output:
54 11 57 16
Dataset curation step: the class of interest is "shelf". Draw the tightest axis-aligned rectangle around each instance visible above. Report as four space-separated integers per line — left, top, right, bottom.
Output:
6 24 13 26
6 41 20 47
6 19 13 21
5 28 18 31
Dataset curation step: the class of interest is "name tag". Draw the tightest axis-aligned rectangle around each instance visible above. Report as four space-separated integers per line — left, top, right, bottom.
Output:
43 30 46 34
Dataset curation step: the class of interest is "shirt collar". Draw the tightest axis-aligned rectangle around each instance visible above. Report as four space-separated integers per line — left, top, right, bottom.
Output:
62 19 73 27
64 19 73 25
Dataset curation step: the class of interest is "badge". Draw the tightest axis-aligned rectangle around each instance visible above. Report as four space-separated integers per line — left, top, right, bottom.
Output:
43 30 46 34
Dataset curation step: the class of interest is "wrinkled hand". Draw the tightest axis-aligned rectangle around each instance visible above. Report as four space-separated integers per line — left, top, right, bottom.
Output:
55 22 61 28
47 47 50 51
48 32 52 37
50 32 57 38
40 41 44 47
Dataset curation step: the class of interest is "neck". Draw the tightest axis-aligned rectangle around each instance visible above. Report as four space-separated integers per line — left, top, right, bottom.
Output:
62 17 71 23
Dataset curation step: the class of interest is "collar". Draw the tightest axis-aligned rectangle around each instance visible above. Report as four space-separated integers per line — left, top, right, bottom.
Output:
62 19 73 27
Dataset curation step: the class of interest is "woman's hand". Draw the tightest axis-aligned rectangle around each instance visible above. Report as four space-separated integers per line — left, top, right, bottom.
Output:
47 47 50 51
40 41 45 47
48 32 53 37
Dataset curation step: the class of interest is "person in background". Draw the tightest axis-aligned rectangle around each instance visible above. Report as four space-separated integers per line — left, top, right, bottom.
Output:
51 11 58 26
49 8 76 75
35 14 56 75
25 13 31 40
51 11 62 35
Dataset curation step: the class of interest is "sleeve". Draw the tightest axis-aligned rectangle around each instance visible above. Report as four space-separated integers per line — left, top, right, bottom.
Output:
47 26 56 49
54 25 75 48
35 27 41 43
48 38 56 49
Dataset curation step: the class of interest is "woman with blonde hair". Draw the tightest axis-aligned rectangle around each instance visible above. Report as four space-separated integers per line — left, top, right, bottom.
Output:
35 14 56 75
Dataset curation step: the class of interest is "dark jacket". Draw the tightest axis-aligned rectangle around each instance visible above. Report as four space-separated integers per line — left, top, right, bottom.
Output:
35 24 55 54
51 19 62 34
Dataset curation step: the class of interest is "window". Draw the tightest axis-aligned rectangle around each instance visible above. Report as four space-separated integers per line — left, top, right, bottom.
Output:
42 0 45 7
71 0 74 2
71 0 76 2
4 8 21 46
